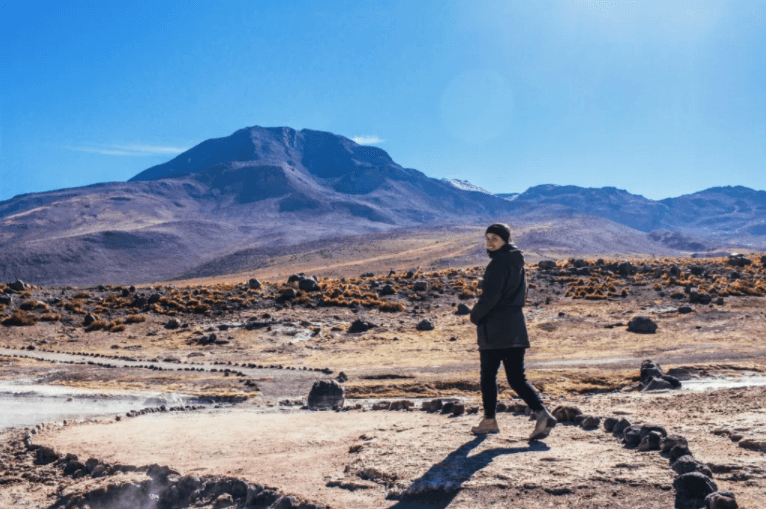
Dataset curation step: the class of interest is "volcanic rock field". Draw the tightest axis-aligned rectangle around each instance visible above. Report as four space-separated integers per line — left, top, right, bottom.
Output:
1 253 766 508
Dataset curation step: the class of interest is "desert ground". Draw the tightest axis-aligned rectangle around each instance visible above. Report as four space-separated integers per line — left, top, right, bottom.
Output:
1 248 765 508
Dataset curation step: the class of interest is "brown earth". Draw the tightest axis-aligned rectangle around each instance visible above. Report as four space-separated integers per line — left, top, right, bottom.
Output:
1 253 766 508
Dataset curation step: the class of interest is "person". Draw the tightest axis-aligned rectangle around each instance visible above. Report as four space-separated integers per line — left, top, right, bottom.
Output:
469 223 557 440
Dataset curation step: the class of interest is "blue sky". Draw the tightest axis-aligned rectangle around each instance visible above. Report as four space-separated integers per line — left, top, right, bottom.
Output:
1 0 764 202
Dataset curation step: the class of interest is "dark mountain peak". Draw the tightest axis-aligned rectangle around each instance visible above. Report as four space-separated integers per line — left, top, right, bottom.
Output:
129 125 400 183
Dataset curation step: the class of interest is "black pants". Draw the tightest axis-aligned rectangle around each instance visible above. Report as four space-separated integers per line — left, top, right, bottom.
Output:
480 347 543 418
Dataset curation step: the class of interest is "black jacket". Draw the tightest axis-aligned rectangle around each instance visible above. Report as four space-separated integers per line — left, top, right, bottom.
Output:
469 243 530 349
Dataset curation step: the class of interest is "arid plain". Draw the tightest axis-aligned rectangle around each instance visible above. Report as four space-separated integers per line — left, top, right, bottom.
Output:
1 235 766 509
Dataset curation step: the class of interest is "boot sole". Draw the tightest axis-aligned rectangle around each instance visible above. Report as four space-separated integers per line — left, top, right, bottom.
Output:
529 418 557 441
471 428 499 435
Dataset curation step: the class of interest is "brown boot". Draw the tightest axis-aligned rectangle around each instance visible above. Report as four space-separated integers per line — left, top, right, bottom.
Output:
529 407 557 441
471 417 499 435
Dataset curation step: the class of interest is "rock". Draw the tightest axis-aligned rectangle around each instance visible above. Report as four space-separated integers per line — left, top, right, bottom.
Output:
639 424 668 439
467 405 479 414
704 491 738 509
603 417 619 432
640 360 665 385
451 403 465 416
674 472 718 507
422 399 443 412
389 400 413 411
628 316 658 334
689 291 712 304
252 489 279 507
413 280 429 292
551 406 582 422
662 375 682 388
9 280 27 291
307 380 345 410
248 278 262 290
670 445 694 463
441 402 456 414
455 304 471 316
612 418 631 435
165 318 181 330
212 493 234 509
35 446 59 465
761 254 766 265
679 306 693 314
618 261 637 276
348 319 375 333
91 464 108 478
336 372 348 383
669 265 681 278
727 254 752 267
280 288 297 299
638 431 663 451
245 484 265 506
83 313 99 326
288 274 304 283
298 277 319 291
271 495 300 509
672 455 713 477
690 265 705 276
642 377 675 391
538 260 556 270
64 460 86 476
580 416 601 429
661 435 688 453
416 319 434 331
379 284 396 296
737 437 766 452
623 425 643 446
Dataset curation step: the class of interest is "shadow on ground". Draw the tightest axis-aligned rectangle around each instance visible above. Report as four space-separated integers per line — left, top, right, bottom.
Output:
389 436 550 508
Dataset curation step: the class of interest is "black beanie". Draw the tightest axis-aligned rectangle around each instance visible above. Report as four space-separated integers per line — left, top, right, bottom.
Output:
485 223 511 243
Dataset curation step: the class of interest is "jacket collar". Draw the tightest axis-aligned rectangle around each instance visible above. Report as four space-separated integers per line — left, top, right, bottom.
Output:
487 243 513 259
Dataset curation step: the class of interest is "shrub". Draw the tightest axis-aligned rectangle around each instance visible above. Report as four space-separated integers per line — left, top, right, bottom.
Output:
379 301 405 312
40 313 62 322
73 291 90 299
85 320 109 331
125 314 146 324
20 300 49 311
2 310 38 326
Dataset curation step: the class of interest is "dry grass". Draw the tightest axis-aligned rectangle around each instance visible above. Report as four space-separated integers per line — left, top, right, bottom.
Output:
40 313 62 322
124 314 146 324
2 309 38 326
19 300 49 311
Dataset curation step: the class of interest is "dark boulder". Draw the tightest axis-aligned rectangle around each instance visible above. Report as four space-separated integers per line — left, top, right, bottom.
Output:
538 260 556 270
623 425 643 447
165 318 181 330
248 278 262 290
670 445 694 463
298 277 319 291
639 424 668 439
307 380 345 410
678 306 693 314
638 431 663 451
704 491 738 509
628 316 658 334
661 434 688 453
674 472 717 508
603 417 619 432
348 319 375 333
618 261 637 276
640 360 665 385
727 254 752 267
612 417 632 435
379 284 396 296
35 446 59 465
643 377 675 391
672 455 713 477
552 406 582 422
455 304 471 315
413 280 429 292
9 280 27 291
416 319 434 331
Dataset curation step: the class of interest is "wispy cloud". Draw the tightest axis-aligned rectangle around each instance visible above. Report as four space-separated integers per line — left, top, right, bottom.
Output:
65 143 189 156
352 135 384 145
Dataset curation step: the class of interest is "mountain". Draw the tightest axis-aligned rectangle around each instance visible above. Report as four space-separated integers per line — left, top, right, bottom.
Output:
2 125 764 286
0 126 518 285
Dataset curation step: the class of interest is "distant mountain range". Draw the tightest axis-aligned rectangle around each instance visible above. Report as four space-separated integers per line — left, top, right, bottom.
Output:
1 125 764 285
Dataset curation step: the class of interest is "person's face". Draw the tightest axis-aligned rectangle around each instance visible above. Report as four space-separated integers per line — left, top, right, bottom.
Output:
485 233 505 252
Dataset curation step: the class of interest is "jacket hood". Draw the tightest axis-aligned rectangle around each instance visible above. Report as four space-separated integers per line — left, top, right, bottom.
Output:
488 243 525 265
